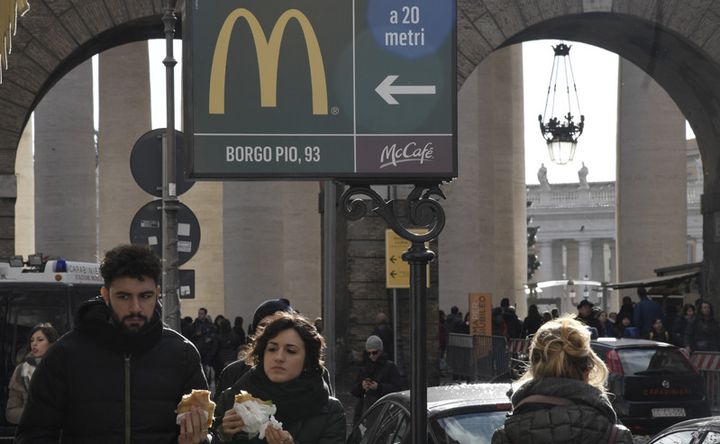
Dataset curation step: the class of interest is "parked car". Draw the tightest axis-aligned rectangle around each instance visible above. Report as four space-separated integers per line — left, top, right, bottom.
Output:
590 338 711 436
648 416 720 444
346 383 511 444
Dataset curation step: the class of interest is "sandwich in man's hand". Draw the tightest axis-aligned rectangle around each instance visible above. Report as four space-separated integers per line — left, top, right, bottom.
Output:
176 389 216 427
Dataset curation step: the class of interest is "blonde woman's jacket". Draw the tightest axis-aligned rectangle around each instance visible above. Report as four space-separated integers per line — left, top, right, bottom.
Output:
492 377 633 444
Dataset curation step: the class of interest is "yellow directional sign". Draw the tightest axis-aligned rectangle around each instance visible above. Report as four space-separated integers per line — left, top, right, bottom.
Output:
385 229 430 289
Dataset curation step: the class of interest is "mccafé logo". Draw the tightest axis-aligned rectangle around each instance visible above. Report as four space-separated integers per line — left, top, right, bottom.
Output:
209 8 328 115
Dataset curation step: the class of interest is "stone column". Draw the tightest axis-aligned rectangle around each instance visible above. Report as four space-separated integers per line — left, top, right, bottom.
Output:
697 238 704 262
223 182 321 321
98 42 152 255
578 239 592 280
591 240 605 283
537 241 554 283
616 60 686 295
15 117 34 257
440 45 527 315
34 59 96 261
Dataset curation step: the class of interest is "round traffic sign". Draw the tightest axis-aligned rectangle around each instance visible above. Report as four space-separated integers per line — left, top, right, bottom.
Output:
129 200 201 266
130 129 195 197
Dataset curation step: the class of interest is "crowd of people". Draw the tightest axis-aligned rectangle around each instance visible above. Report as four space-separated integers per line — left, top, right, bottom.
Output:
3 244 350 443
439 289 720 355
12 244 706 442
6 243 406 443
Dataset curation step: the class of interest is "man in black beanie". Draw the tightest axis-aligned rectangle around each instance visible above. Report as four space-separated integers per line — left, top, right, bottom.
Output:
248 298 293 338
214 298 294 398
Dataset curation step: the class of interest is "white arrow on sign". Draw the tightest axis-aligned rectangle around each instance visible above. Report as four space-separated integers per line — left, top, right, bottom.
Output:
375 75 436 105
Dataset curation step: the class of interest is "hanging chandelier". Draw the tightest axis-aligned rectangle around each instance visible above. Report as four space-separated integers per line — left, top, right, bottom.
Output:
538 42 584 165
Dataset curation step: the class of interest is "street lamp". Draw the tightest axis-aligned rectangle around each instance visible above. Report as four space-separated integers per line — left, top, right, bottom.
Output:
538 43 585 165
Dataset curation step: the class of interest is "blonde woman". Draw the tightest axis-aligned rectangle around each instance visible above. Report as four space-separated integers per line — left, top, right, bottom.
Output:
492 317 633 444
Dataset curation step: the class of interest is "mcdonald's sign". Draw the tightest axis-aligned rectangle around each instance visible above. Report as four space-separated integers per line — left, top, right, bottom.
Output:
208 8 328 116
184 0 456 180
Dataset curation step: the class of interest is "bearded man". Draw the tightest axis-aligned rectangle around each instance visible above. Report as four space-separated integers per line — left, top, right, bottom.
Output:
16 244 209 444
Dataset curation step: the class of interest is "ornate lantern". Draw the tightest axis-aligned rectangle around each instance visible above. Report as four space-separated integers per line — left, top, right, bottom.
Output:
538 43 585 165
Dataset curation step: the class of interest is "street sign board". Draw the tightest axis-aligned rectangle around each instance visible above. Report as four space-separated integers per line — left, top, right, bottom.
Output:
183 0 456 181
385 229 430 288
468 293 492 336
130 129 195 197
129 200 201 266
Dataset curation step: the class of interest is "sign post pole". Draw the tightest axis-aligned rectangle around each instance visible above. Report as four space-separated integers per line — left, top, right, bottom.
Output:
161 0 180 331
342 183 445 444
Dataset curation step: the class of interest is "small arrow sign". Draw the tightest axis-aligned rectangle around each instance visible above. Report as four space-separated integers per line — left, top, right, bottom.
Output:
390 270 398 278
390 255 398 263
375 75 436 105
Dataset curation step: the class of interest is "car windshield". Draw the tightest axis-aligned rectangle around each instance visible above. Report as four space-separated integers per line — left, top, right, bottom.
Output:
618 348 694 375
432 411 507 444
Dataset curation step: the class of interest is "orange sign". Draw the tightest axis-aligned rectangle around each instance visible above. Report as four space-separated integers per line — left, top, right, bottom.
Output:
468 293 492 336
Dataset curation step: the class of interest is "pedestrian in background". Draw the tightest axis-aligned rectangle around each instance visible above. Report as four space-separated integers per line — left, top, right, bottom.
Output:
372 312 394 360
15 244 208 444
685 301 720 352
351 335 404 426
575 300 601 334
672 304 695 346
633 287 664 338
5 323 59 424
193 307 217 384
214 312 346 443
618 296 634 325
521 304 543 338
233 316 246 344
648 318 670 343
596 311 616 338
491 317 633 444
214 317 241 383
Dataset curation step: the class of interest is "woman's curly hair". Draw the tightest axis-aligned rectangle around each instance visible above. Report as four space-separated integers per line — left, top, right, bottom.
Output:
246 312 326 377
520 316 608 392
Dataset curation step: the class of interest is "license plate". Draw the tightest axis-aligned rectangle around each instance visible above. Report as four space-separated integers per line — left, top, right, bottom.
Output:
651 408 686 417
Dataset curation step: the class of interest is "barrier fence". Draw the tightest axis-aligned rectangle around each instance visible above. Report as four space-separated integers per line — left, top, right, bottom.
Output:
447 334 720 411
690 352 720 412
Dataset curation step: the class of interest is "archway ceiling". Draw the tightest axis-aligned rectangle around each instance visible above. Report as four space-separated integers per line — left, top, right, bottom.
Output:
457 4 720 188
2 1 720 186
0 0 175 161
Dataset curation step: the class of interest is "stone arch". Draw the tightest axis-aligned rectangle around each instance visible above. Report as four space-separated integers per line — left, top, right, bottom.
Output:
2 0 720 295
0 0 171 154
457 1 720 297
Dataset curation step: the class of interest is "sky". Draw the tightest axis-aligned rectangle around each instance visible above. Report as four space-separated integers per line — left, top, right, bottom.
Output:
146 39 689 186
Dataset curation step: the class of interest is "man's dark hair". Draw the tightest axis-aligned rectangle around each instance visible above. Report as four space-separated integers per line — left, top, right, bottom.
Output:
637 287 648 299
100 244 161 288
501 298 510 308
450 306 459 315
198 308 207 314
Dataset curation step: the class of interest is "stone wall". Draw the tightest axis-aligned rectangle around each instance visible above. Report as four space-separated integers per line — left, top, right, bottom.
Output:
336 199 440 385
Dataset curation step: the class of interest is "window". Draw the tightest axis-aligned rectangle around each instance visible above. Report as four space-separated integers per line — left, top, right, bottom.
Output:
432 411 508 444
652 430 698 444
372 404 409 444
618 348 694 375
347 403 387 444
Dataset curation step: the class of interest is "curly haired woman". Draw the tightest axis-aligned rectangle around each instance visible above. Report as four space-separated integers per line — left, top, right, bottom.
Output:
492 316 633 444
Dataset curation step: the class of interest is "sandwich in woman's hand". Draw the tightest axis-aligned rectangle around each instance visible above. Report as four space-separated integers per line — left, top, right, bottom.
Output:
232 390 280 438
176 389 216 427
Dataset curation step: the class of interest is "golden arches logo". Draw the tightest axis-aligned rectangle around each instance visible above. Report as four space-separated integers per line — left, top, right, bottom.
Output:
209 8 328 115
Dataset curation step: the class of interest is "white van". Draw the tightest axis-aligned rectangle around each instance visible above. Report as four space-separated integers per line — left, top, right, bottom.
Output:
0 257 102 440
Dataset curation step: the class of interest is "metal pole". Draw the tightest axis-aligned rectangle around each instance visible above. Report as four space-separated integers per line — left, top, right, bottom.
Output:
393 288 398 366
403 242 434 444
322 180 337 389
161 0 180 331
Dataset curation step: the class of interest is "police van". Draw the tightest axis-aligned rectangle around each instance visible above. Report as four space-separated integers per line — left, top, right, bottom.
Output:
0 256 102 440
